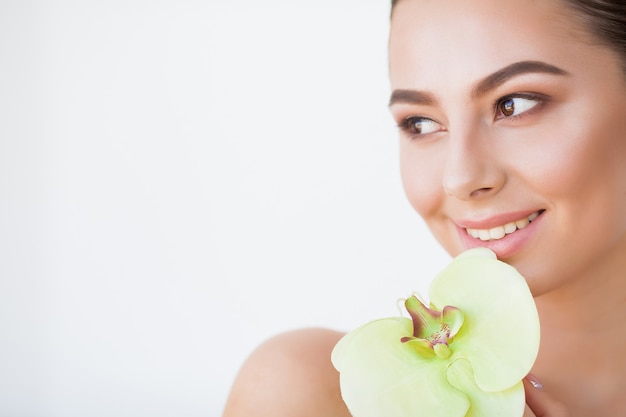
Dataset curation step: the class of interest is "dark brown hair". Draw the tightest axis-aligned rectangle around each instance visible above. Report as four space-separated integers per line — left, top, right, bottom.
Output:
391 0 626 68
562 0 626 63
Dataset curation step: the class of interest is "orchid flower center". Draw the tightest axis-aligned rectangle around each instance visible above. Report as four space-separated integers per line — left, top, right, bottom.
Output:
400 295 464 359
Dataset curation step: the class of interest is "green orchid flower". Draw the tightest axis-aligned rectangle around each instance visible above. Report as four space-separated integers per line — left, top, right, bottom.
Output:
331 248 540 417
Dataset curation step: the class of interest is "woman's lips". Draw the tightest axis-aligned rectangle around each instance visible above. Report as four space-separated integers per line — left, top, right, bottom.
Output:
456 210 545 258
465 210 543 241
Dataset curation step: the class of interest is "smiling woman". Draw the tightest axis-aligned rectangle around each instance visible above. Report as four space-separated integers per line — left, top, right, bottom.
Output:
390 0 626 298
222 1 626 416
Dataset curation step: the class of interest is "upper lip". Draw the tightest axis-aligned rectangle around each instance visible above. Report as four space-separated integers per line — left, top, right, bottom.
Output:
454 209 543 230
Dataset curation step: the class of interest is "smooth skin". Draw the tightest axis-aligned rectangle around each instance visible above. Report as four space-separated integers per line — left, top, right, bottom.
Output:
222 328 351 416
223 0 626 416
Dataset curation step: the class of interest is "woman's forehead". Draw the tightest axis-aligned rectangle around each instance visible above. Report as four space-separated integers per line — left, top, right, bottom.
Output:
387 0 586 90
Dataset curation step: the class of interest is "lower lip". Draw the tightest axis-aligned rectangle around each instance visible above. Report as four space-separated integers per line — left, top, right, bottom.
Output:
457 213 544 259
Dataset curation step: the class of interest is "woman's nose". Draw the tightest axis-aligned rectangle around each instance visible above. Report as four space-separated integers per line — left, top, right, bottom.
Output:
442 129 506 200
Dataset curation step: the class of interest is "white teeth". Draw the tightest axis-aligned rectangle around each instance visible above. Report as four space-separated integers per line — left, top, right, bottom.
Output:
466 211 541 242
515 218 530 229
488 226 506 240
478 229 491 241
504 222 517 234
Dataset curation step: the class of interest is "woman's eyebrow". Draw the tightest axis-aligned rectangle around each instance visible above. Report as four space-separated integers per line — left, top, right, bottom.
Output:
388 89 436 107
471 60 570 98
388 60 569 107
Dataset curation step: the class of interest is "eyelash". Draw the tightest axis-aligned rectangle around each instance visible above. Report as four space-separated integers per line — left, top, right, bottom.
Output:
397 92 548 140
397 117 442 139
494 92 547 121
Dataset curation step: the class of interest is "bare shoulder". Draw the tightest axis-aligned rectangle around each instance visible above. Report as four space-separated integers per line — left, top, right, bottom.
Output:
222 327 351 417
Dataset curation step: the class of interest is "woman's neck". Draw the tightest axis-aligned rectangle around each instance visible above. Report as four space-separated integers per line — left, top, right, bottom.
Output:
532 241 626 416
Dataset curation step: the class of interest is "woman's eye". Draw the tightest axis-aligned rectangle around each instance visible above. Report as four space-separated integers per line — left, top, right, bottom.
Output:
400 117 442 136
496 95 541 119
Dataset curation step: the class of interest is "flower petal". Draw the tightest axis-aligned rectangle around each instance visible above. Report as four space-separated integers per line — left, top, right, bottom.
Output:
442 305 464 339
446 358 526 417
405 295 444 340
430 248 540 392
332 317 470 417
452 247 497 261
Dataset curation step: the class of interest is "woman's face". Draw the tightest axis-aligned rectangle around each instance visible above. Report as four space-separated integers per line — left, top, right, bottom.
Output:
389 0 626 295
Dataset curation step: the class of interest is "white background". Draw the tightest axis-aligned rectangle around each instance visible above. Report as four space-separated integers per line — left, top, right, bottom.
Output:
0 1 450 416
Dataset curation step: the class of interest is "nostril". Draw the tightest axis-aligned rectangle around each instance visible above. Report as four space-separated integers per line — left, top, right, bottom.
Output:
442 152 506 200
469 187 493 198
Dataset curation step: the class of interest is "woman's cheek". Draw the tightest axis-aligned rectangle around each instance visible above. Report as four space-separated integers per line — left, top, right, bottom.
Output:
399 143 469 258
399 146 446 219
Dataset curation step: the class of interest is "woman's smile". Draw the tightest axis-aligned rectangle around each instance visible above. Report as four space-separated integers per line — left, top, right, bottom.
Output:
456 210 545 259
463 210 543 242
